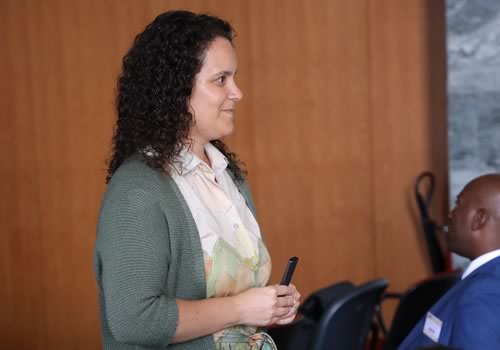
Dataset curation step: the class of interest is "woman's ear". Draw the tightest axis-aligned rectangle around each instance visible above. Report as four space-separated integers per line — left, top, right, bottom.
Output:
471 208 489 231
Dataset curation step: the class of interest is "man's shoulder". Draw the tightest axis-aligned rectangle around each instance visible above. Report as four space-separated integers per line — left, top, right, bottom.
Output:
451 268 500 308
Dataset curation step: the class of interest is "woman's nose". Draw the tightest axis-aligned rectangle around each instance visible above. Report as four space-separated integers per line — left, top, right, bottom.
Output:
229 82 243 101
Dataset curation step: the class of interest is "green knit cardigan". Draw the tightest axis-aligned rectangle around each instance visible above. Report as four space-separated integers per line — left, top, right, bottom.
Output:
94 155 257 350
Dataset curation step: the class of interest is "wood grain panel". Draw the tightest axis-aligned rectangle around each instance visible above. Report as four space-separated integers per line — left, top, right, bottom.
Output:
0 0 447 348
369 0 449 291
244 0 375 296
1 2 52 348
0 0 148 347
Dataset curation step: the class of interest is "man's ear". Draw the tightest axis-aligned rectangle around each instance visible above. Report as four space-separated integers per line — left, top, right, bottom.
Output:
471 208 489 231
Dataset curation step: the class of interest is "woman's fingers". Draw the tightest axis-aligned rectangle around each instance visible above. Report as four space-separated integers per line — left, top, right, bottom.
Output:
275 302 300 325
235 284 302 326
276 314 296 325
281 300 300 318
272 284 301 324
274 284 292 296
276 294 294 307
288 283 301 303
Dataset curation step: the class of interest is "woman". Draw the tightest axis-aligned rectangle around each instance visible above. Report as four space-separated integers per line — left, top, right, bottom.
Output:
94 10 301 350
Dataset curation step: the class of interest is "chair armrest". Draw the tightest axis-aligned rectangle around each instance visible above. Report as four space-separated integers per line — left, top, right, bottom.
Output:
374 304 389 336
375 291 404 337
383 292 404 299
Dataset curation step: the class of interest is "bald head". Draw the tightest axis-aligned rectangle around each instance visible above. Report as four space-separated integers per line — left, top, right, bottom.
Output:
463 174 500 220
449 174 500 259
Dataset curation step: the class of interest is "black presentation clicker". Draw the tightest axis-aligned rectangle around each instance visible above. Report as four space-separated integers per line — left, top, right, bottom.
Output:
280 256 299 286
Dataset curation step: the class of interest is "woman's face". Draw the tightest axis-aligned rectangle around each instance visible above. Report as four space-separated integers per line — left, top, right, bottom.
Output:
188 37 243 146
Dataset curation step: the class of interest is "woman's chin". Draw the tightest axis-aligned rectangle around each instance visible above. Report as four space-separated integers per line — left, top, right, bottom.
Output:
220 124 235 138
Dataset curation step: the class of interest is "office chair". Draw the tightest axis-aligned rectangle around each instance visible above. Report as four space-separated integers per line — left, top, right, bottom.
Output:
310 278 389 350
268 281 355 350
376 270 461 350
268 279 388 350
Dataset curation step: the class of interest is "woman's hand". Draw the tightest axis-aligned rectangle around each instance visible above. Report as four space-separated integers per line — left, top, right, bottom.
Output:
275 283 301 325
233 284 301 326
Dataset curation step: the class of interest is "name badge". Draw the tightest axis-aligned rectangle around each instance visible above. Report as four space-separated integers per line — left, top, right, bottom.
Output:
423 311 442 342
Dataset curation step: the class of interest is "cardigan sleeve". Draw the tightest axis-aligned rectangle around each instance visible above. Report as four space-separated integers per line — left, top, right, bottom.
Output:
95 184 178 347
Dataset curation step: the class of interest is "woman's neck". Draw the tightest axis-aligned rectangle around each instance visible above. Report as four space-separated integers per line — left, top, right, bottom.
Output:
190 142 211 166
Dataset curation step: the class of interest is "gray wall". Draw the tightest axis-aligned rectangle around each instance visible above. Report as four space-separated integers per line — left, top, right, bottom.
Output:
447 0 500 266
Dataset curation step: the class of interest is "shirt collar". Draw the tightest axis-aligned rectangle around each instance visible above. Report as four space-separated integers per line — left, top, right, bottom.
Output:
173 143 228 176
204 142 228 176
461 249 500 279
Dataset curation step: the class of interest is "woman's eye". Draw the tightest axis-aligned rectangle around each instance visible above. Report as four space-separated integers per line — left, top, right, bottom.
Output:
216 76 226 84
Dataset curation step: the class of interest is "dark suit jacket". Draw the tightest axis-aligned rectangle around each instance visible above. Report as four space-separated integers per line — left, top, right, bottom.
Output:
399 255 500 350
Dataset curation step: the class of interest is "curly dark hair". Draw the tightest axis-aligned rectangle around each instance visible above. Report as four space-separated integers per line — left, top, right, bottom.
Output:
106 10 246 183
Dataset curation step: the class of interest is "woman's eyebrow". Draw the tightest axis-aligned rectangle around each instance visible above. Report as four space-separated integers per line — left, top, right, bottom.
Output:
215 69 237 77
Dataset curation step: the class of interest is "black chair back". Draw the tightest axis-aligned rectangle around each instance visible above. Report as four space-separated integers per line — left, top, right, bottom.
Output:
268 281 355 350
310 278 389 350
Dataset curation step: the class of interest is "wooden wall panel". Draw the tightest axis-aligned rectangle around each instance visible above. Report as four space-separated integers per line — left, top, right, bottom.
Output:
367 0 448 322
0 0 447 348
0 1 152 348
244 0 376 292
369 0 449 291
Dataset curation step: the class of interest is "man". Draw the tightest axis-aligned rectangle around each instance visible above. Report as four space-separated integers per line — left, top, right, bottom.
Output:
399 174 500 349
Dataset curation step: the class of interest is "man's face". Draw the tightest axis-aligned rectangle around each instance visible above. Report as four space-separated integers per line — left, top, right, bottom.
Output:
448 186 475 258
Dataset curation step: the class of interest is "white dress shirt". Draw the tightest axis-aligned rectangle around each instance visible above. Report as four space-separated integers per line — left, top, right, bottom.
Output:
170 143 262 262
461 248 500 279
